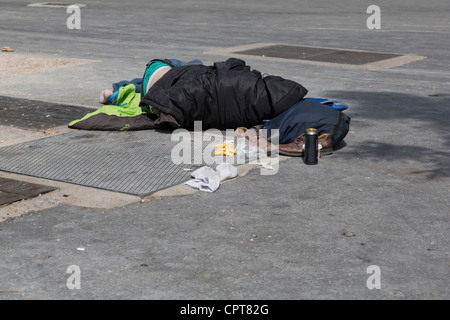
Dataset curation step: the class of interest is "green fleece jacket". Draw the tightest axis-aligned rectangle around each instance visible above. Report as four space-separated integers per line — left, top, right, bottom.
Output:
69 84 156 131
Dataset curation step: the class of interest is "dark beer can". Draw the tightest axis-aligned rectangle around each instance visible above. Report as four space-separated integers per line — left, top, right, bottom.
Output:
304 128 318 165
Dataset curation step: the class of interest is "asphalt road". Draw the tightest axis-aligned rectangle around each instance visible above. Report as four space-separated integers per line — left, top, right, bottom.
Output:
0 0 449 301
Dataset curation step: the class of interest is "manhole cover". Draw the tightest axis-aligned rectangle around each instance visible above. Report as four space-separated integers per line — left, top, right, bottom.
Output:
205 43 426 69
0 177 56 206
0 96 95 130
27 2 86 8
235 44 401 65
0 130 209 196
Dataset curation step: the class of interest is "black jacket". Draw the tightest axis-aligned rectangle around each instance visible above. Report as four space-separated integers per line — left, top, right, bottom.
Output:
140 58 308 130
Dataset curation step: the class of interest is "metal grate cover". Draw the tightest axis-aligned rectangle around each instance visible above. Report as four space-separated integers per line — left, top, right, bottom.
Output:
0 130 212 196
0 177 56 206
234 44 401 65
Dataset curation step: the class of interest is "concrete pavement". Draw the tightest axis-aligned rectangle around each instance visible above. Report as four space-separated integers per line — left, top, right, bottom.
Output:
0 0 449 300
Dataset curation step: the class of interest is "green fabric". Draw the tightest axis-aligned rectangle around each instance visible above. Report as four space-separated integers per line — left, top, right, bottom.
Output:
143 61 171 96
69 84 144 127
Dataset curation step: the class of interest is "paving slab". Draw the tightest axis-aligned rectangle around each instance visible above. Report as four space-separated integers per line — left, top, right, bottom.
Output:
0 177 56 206
0 96 95 130
0 154 448 300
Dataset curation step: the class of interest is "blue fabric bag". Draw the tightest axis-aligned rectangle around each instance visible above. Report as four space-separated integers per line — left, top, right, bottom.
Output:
261 98 351 146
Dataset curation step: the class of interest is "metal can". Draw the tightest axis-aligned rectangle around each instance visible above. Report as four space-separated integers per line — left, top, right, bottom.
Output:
304 128 318 165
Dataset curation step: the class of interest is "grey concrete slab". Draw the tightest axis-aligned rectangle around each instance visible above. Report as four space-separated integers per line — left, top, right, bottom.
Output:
0 177 56 206
0 96 95 130
0 130 207 196
0 0 448 301
234 44 402 65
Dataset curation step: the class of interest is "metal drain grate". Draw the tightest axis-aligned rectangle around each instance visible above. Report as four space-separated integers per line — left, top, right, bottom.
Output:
205 43 426 69
0 130 211 196
235 44 401 65
0 96 95 130
0 177 56 206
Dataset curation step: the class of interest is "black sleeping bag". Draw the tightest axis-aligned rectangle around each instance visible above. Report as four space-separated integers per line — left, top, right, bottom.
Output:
261 99 351 147
140 58 308 130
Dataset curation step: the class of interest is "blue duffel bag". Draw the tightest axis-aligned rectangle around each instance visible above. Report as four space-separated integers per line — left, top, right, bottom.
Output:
260 98 351 147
